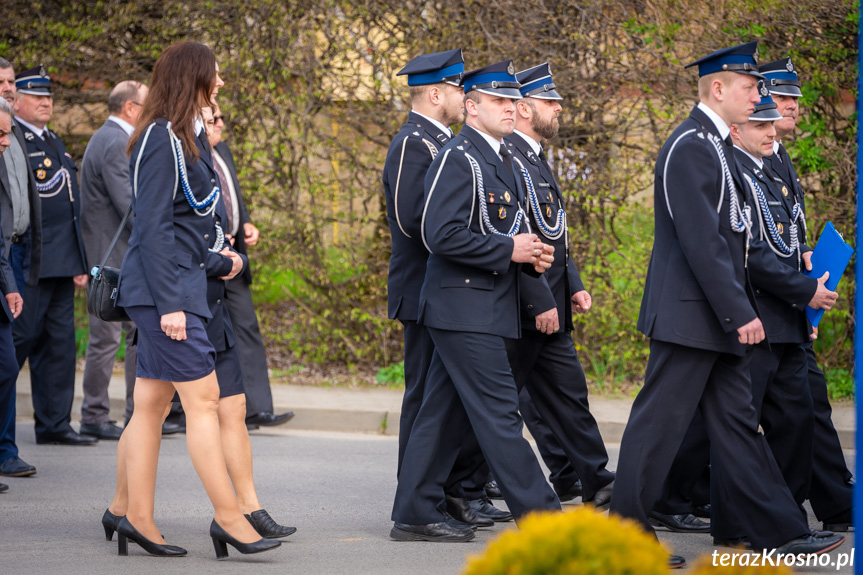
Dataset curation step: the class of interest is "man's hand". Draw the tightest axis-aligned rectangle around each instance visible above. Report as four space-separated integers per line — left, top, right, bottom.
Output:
5 292 22 319
810 326 818 341
572 290 592 315
73 274 88 289
736 317 765 345
244 222 260 247
512 234 553 273
535 308 559 334
802 250 813 271
161 311 187 341
226 233 236 247
219 247 244 280
808 272 838 311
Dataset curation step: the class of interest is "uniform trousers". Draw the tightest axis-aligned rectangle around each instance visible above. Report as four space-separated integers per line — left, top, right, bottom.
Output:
518 385 579 494
804 343 853 520
653 409 710 515
12 277 77 439
224 277 274 415
81 314 137 425
392 328 559 525
399 320 487 495
0 321 19 462
505 331 613 499
609 339 809 550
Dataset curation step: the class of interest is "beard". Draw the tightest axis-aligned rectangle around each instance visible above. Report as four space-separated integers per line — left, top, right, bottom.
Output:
532 113 559 141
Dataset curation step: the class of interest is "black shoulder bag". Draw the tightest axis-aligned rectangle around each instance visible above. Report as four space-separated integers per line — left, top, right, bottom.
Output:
86 205 132 323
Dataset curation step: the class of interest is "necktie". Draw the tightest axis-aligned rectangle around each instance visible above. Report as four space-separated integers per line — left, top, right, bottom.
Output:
538 147 554 181
500 143 522 199
212 157 234 234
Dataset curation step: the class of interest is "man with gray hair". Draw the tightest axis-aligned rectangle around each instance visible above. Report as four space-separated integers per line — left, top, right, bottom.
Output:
78 80 149 440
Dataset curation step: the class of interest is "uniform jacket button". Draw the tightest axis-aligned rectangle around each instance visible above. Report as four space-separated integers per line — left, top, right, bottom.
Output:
216 299 222 305
724 318 732 323
791 303 797 308
199 263 205 269
465 278 470 284
204 234 210 240
211 179 216 185
756 289 761 294
527 304 534 310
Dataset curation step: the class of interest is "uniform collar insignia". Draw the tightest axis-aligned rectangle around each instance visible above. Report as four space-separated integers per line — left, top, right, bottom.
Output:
24 131 34 140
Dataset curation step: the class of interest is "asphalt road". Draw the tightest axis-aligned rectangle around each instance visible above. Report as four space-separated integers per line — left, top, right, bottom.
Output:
0 424 855 574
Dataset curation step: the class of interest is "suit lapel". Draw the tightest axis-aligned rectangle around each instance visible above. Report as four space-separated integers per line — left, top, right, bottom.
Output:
461 126 517 192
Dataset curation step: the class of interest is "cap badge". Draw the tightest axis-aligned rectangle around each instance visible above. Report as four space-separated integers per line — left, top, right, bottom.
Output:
507 62 515 75
39 65 48 77
503 191 511 203
782 185 789 197
786 59 794 72
753 52 759 64
760 84 769 97
777 222 784 235
36 169 46 180
547 64 553 75
43 158 52 168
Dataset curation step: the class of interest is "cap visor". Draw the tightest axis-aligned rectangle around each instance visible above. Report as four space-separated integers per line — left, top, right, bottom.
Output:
527 89 563 100
750 110 783 121
474 87 523 100
768 86 802 98
17 88 52 96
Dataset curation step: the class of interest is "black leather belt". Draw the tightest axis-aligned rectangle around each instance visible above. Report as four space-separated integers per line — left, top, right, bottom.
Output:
9 233 20 244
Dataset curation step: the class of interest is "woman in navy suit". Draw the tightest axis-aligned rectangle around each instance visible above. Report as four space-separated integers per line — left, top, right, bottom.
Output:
105 42 279 559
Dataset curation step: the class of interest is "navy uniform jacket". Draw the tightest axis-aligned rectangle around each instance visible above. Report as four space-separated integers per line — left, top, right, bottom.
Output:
118 119 218 319
213 141 253 285
204 197 247 351
19 123 85 279
506 132 584 333
637 106 757 356
419 125 533 339
763 142 806 236
382 111 451 321
736 151 814 344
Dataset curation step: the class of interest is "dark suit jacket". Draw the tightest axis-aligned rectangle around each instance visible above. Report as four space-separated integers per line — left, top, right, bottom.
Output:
118 119 220 319
418 125 533 340
637 106 757 356
735 150 814 343
80 119 134 269
0 119 42 285
0 209 17 323
382 111 451 321
213 141 253 284
18 122 85 278
507 132 585 333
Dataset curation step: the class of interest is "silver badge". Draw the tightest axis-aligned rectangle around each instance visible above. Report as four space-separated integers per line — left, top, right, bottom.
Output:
786 59 794 72
39 64 48 77
24 132 33 141
507 62 514 76
413 131 420 136
752 51 759 65
760 83 769 97
547 63 552 76
457 145 464 150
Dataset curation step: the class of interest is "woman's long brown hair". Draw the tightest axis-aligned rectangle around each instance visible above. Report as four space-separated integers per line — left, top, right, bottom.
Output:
127 41 216 161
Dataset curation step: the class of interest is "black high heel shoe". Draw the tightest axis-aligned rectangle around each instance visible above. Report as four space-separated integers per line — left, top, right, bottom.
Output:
116 517 187 557
102 509 123 541
245 509 297 539
209 519 281 559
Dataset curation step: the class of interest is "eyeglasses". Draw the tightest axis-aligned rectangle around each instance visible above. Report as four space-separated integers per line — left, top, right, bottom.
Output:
214 115 225 123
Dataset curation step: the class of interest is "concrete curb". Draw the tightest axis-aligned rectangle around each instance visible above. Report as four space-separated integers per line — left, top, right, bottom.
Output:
14 369 856 449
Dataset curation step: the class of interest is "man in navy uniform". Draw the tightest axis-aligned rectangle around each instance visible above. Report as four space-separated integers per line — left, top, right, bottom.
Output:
608 42 844 568
12 65 94 445
382 50 509 527
503 62 614 507
0 96 32 487
761 56 854 532
390 60 559 542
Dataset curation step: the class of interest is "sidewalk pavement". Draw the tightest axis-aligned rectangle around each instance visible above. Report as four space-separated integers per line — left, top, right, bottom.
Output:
15 368 856 449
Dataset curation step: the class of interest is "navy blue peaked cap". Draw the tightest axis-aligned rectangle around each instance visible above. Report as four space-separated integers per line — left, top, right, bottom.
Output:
760 57 802 98
397 49 465 86
16 64 52 96
685 41 764 78
463 60 522 99
516 63 562 100
750 80 782 121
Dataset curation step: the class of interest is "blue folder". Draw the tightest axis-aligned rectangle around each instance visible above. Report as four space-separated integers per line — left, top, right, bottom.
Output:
802 221 854 327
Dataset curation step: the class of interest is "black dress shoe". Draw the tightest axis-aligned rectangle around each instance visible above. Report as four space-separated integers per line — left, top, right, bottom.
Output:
445 495 493 527
0 482 7 493
444 513 478 531
80 421 124 440
583 480 613 509
469 497 513 522
484 480 503 499
36 430 98 446
102 509 123 541
713 536 752 550
691 503 711 518
774 533 845 556
245 411 295 427
649 511 710 533
117 517 187 557
0 456 36 477
822 509 853 532
245 509 297 539
556 480 583 502
210 519 282 559
390 521 475 542
161 421 185 435
668 555 686 569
